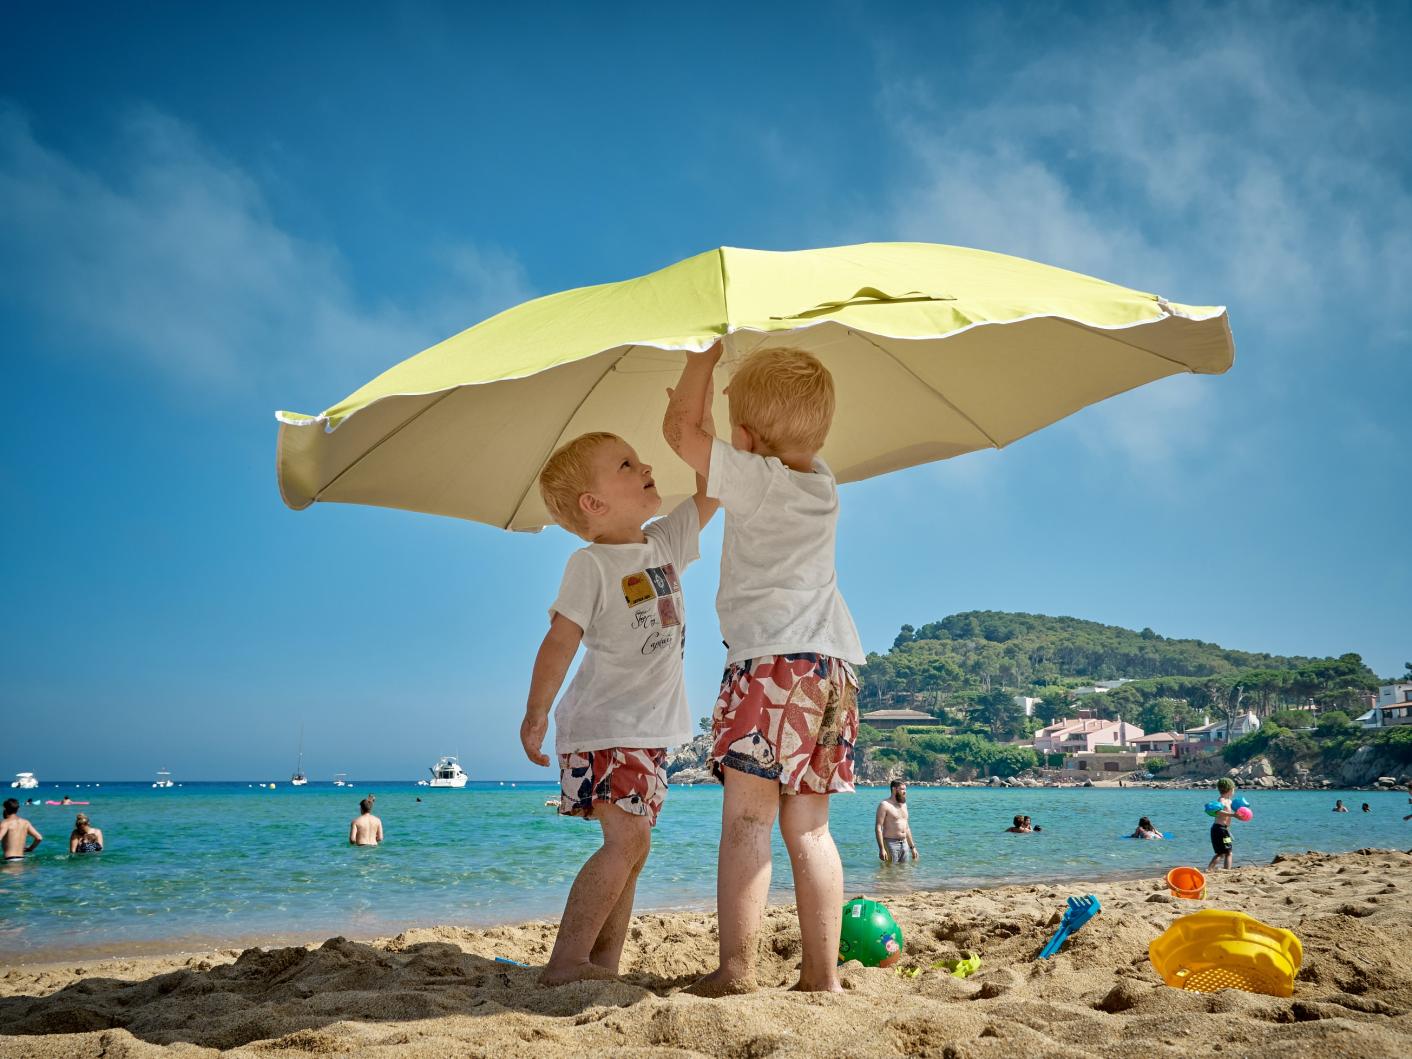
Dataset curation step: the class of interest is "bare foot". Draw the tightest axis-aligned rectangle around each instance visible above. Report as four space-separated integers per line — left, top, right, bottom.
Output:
788 976 844 993
539 961 619 986
684 968 758 997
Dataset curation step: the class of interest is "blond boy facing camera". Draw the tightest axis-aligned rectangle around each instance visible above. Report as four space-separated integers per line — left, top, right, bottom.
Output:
520 428 717 985
664 342 864 995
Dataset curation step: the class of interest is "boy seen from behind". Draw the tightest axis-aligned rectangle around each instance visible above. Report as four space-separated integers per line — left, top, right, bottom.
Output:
521 426 717 985
664 341 865 995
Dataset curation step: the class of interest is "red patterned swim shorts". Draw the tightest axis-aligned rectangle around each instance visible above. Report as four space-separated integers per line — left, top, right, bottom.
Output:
558 747 668 827
710 654 858 794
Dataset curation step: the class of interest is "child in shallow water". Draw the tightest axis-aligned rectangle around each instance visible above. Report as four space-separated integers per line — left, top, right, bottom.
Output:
1131 816 1163 839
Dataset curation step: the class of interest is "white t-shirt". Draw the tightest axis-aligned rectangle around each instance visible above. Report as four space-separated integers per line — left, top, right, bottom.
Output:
549 499 701 754
706 438 865 666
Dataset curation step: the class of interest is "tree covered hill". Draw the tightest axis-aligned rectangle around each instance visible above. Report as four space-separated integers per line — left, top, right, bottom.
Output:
862 611 1380 722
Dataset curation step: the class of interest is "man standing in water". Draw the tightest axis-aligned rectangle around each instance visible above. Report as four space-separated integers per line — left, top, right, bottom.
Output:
2 798 43 862
349 798 383 846
875 780 919 862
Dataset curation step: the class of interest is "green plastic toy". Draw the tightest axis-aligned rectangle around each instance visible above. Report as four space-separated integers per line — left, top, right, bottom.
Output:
932 952 982 978
838 897 904 968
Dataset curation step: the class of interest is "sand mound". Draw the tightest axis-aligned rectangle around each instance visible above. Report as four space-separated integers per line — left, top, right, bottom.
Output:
2 849 1410 1057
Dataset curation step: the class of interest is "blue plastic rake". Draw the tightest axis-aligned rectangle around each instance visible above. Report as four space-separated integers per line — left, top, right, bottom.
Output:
1036 895 1101 960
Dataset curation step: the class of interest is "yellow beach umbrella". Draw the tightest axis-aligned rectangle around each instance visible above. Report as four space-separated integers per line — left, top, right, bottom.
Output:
275 242 1233 531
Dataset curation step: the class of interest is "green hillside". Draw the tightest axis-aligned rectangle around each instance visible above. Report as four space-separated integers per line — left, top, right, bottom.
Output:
855 611 1396 782
861 611 1380 734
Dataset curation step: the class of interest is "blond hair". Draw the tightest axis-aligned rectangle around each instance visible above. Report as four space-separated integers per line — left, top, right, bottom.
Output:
538 431 620 536
727 347 835 452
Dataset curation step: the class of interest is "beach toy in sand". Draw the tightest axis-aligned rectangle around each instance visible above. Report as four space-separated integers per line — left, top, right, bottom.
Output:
1036 895 1101 960
1235 806 1253 822
838 897 904 968
1149 910 1302 997
1166 866 1206 900
932 951 982 978
493 957 530 967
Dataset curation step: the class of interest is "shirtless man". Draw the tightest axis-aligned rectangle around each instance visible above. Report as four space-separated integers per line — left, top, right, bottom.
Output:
2 798 43 863
875 780 919 862
349 798 383 846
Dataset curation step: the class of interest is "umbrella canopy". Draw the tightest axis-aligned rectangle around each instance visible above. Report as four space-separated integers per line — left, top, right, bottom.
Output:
275 242 1233 531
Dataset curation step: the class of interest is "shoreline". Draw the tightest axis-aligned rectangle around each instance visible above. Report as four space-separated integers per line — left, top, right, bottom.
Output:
0 862 1185 969
3 848 1410 1058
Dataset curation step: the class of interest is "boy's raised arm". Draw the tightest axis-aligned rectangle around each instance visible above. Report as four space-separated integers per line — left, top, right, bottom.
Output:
520 612 584 766
663 341 723 479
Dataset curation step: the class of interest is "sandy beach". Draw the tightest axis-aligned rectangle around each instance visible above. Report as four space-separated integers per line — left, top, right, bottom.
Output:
2 847 1408 1058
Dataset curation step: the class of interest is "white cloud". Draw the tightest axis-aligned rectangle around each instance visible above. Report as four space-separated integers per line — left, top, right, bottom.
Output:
0 103 533 403
876 2 1412 473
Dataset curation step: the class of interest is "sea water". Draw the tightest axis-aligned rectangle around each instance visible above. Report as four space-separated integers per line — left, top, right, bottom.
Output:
2 782 1408 961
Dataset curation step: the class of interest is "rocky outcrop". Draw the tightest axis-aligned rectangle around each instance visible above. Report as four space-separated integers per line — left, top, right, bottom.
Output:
670 767 717 786
1338 745 1412 788
666 733 712 777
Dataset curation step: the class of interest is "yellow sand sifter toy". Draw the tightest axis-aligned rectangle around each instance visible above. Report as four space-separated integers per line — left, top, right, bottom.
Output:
1149 910 1302 997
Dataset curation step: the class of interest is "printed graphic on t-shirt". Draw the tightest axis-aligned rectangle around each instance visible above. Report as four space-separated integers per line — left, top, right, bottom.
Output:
646 565 673 598
622 571 655 606
657 596 680 628
660 562 681 593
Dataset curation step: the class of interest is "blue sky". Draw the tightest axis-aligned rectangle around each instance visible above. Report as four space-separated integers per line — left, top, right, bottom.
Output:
2 2 1408 782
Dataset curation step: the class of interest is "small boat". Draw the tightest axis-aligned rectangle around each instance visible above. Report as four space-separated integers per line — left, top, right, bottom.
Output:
152 770 174 789
290 726 308 786
333 773 351 787
427 756 468 788
10 772 39 790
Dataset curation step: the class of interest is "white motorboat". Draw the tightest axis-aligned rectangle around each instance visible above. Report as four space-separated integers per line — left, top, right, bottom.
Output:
152 770 174 788
427 756 468 788
333 773 351 787
290 726 308 786
11 772 38 789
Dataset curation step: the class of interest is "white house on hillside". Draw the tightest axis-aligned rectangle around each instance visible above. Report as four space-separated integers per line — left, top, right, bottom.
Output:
1182 711 1260 751
1129 732 1182 756
1071 679 1134 697
1357 685 1412 729
1013 695 1041 718
1377 682 1412 708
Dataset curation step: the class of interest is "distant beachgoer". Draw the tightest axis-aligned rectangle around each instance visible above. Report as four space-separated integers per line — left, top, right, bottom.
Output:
1131 816 1163 839
349 798 383 846
2 798 42 862
1333 799 1349 813
68 813 103 854
875 780 919 862
1207 777 1237 871
1023 814 1042 832
59 795 73 805
1005 814 1028 834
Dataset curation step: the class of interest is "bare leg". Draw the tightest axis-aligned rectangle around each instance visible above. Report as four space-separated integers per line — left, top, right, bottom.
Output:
542 804 651 985
590 824 651 973
779 792 843 992
686 768 779 996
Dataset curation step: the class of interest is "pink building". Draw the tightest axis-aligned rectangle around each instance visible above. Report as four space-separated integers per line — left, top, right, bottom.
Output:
1033 716 1145 754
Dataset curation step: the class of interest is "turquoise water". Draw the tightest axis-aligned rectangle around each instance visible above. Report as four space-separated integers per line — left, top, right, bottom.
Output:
3 782 1409 962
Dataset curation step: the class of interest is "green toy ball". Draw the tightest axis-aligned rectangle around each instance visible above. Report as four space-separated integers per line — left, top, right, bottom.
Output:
838 897 904 968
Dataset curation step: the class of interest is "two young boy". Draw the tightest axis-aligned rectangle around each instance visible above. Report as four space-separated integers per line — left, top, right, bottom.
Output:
519 341 862 992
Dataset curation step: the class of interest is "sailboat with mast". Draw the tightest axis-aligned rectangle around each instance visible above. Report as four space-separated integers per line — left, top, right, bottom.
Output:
290 726 308 786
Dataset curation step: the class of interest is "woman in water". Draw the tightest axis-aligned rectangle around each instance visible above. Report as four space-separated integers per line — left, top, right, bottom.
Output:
68 813 103 854
1131 816 1163 839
